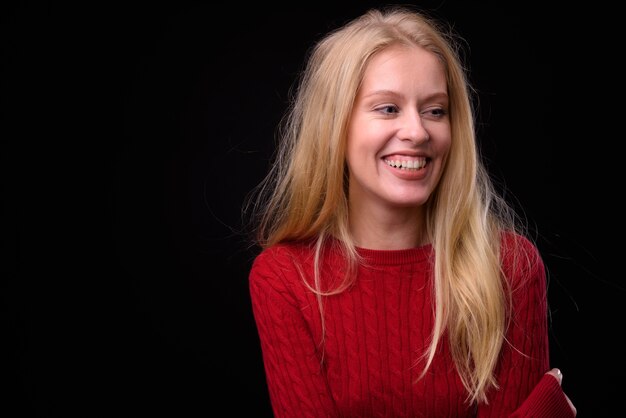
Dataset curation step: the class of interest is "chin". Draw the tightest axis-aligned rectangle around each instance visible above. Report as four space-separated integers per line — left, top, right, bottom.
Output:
388 190 431 206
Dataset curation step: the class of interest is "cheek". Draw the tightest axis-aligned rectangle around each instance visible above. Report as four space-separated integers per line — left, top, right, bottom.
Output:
346 129 375 162
437 137 453 172
345 138 358 168
440 137 452 157
432 126 452 155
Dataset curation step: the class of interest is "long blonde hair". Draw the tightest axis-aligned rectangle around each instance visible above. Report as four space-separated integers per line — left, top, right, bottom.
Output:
247 6 528 404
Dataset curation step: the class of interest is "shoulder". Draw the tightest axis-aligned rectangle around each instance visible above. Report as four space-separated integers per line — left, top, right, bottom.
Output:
248 241 315 300
250 241 314 275
500 231 545 289
500 231 542 262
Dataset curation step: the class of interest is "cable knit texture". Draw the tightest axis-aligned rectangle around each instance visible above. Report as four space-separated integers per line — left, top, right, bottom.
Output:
249 234 574 417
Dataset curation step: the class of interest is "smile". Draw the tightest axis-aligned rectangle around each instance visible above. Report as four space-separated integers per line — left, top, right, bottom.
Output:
384 157 427 170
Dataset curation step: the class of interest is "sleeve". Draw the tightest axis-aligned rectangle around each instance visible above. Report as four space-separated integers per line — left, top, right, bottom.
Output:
477 236 575 418
249 248 339 418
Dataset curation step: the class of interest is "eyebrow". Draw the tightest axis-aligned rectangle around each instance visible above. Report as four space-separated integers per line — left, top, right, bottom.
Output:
361 89 449 101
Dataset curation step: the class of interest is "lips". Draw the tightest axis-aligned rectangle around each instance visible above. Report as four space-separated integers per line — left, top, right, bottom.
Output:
380 153 430 180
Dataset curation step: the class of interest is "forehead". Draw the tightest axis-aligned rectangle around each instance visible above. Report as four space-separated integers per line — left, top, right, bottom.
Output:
359 44 446 93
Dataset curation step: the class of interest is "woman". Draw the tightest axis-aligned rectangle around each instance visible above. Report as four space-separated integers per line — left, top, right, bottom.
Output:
247 6 576 417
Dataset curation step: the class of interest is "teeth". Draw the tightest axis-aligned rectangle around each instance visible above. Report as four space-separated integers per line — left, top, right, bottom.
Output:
384 158 426 170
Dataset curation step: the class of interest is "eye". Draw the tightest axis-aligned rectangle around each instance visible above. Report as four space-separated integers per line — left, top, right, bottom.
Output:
422 107 448 119
375 104 399 115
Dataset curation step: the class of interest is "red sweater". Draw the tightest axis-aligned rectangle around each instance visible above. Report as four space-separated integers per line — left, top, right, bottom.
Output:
249 236 574 417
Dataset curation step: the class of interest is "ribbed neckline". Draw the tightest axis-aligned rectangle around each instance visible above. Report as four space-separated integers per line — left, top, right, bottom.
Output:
355 244 433 266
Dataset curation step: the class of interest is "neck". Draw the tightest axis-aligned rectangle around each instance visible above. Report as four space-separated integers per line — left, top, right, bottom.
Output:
349 202 426 250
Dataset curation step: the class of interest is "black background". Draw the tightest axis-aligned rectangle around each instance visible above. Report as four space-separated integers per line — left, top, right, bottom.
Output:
4 1 623 417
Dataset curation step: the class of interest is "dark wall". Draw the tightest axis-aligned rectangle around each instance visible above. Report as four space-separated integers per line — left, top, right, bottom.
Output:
4 2 622 416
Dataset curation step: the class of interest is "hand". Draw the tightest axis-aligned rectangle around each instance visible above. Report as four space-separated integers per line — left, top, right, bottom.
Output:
546 368 577 416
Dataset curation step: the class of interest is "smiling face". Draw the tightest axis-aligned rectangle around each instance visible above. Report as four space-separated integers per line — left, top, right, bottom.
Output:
346 44 451 217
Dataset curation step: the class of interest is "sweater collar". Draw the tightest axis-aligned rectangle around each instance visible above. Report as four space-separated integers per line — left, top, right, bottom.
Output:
355 244 433 266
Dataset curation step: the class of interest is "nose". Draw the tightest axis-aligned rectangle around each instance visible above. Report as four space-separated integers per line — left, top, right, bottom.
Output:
398 110 429 143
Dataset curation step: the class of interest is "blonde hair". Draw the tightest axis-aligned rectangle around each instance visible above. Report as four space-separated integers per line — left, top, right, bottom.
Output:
247 6 528 404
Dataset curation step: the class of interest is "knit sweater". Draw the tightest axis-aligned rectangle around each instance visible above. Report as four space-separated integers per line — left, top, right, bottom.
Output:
249 235 574 417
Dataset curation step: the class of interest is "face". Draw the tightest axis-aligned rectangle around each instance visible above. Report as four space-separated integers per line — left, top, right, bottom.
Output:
346 44 451 214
